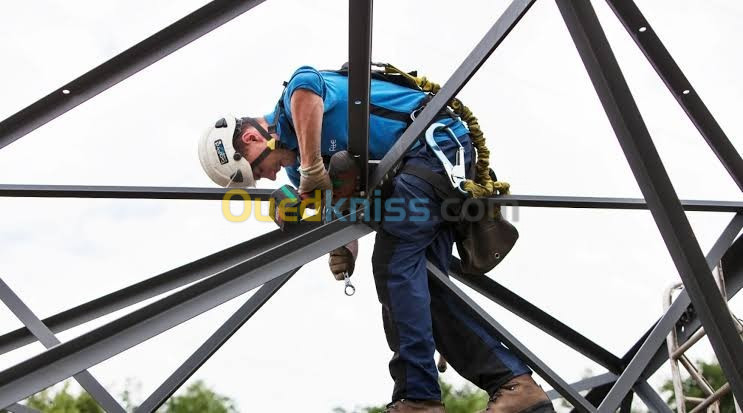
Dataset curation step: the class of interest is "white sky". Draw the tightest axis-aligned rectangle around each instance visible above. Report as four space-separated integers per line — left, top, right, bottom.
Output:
0 0 742 411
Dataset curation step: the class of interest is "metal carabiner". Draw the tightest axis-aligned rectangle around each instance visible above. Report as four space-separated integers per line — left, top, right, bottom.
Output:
424 123 468 195
343 272 356 296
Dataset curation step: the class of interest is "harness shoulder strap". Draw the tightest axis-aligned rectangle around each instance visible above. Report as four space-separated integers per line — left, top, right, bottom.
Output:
327 64 426 124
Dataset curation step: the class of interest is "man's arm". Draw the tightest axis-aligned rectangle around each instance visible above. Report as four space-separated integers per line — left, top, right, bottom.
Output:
291 84 357 282
290 89 324 168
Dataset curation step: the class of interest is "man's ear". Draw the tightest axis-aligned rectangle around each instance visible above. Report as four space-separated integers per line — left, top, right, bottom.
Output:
240 128 264 146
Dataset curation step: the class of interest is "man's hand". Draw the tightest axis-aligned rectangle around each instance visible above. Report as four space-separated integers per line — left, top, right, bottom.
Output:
329 240 358 280
298 157 331 203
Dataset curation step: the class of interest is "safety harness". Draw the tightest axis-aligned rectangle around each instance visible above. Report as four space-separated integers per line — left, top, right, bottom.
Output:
268 62 511 199
338 62 512 199
267 63 518 275
367 64 520 275
372 62 510 199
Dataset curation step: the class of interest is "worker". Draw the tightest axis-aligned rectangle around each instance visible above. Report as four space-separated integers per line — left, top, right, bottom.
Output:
197 65 554 413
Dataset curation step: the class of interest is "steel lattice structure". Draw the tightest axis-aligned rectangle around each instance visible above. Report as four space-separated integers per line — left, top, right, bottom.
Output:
1 1 742 412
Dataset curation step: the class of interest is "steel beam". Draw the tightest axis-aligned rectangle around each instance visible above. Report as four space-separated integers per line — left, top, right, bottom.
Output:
448 257 623 373
556 0 743 408
575 382 614 413
452 256 670 411
0 220 324 355
5 404 40 413
546 373 616 400
486 195 743 213
618 392 633 413
0 184 272 201
605 0 743 192
643 232 743 378
0 216 370 408
621 214 743 367
2 185 742 213
0 279 125 413
426 262 596 412
582 231 743 411
370 0 535 190
347 0 373 193
4 207 732 357
548 375 671 413
0 0 266 150
135 272 294 412
633 380 673 413
553 376 671 413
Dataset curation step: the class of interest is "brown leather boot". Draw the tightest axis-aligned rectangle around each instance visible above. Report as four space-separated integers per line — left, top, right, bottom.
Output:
481 374 555 413
384 399 446 413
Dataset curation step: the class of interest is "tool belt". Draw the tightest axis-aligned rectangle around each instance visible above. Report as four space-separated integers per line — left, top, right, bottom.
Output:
400 159 518 275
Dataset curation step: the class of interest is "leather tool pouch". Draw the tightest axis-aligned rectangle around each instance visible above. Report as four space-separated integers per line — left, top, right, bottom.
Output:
401 164 518 275
452 207 518 274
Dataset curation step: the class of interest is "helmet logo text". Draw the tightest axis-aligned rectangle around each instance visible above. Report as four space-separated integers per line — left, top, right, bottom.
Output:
214 139 229 165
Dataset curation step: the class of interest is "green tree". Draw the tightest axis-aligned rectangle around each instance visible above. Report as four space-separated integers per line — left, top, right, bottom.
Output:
25 383 102 413
334 378 488 413
438 379 489 413
661 360 736 413
15 380 237 413
162 380 237 413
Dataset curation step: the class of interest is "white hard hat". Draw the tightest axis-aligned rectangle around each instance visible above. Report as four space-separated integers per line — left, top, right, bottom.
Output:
198 115 256 188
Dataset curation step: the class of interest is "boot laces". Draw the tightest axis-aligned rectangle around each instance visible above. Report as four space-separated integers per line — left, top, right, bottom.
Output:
490 383 518 402
384 399 402 412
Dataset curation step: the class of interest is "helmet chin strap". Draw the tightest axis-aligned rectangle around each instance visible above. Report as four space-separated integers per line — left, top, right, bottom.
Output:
239 117 280 169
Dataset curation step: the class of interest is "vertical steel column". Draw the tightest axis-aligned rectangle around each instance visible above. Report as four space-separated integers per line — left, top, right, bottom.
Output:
426 262 596 412
347 0 373 194
556 0 743 409
135 272 294 412
0 279 125 413
604 0 743 191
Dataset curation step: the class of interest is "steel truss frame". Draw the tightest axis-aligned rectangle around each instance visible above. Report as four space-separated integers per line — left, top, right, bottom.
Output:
0 0 741 411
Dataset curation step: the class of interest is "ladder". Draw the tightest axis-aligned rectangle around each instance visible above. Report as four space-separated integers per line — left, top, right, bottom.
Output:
664 265 743 413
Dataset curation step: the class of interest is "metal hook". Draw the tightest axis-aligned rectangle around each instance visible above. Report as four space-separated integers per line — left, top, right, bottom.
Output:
425 123 468 195
343 272 356 296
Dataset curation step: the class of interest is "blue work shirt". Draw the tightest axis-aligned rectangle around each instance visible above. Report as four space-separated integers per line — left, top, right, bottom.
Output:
265 66 469 187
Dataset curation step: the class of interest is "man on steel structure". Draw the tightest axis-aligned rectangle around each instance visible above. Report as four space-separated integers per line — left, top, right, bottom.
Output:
197 65 554 413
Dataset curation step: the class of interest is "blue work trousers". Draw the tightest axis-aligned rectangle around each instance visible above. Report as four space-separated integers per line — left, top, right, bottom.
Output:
371 131 531 402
